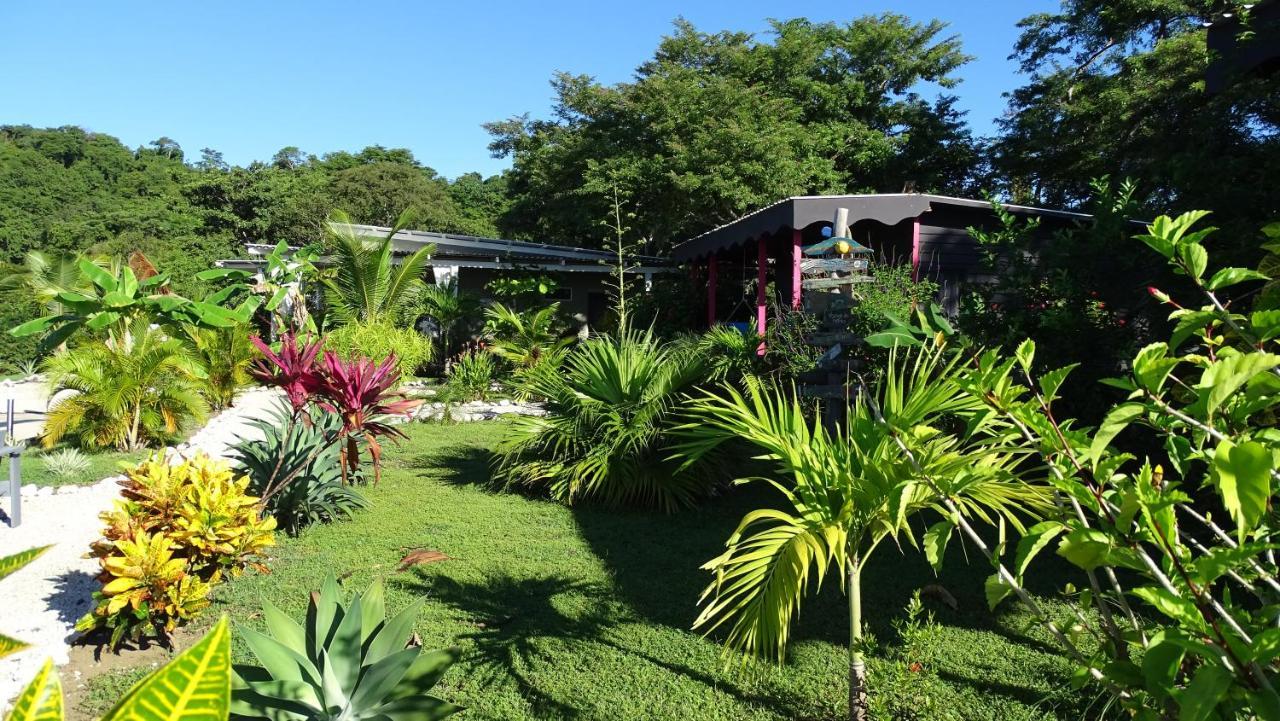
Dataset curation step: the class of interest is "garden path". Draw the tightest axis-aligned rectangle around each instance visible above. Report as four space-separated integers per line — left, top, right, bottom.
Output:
0 387 282 709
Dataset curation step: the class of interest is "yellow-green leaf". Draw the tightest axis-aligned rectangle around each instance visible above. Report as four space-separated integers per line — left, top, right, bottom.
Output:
0 633 31 661
4 658 63 721
0 546 51 582
102 616 231 721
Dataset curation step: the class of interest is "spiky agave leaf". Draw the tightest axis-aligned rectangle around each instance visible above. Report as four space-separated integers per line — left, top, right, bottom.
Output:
233 578 460 721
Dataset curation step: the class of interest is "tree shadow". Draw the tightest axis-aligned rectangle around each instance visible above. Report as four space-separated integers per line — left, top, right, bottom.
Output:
401 568 817 720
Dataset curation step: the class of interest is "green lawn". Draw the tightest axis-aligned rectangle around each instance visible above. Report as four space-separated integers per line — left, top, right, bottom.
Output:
81 421 1096 720
23 447 149 487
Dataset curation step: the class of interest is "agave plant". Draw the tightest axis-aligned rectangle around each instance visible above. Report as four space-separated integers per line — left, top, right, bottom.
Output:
670 344 1049 721
494 327 719 511
232 577 461 721
311 352 420 484
248 333 324 413
232 403 367 535
40 447 91 481
41 322 209 451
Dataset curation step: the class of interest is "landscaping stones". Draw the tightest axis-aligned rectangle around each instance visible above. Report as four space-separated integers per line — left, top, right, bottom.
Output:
411 400 546 423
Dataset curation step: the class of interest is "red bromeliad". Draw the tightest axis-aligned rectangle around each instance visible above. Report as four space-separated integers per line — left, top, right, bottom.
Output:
248 333 324 413
311 350 420 484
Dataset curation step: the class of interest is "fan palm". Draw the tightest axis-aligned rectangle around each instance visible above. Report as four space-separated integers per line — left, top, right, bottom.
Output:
484 302 573 368
324 209 435 326
41 322 209 451
671 344 1048 720
494 327 719 511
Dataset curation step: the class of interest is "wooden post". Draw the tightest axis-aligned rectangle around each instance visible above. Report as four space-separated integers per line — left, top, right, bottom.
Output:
707 255 717 327
756 236 767 355
911 217 922 282
791 228 803 310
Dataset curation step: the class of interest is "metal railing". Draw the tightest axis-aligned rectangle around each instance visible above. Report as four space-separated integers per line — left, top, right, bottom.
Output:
3 398 21 528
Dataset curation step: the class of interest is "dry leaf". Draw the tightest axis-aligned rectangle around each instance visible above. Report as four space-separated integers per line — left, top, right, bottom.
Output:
397 549 449 572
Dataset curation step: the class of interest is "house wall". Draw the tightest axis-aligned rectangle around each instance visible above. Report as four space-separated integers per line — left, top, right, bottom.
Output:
452 268 613 331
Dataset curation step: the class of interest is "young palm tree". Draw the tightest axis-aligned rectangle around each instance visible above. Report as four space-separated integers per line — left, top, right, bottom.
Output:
416 278 482 365
484 302 573 368
671 345 1048 720
494 327 719 511
323 209 435 326
41 323 209 451
181 324 256 411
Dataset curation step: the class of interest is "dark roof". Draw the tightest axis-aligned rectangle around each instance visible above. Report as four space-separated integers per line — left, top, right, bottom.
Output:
670 194 1094 262
346 224 669 266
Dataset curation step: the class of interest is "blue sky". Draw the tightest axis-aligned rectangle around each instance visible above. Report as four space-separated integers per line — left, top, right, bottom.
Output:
0 1 1057 179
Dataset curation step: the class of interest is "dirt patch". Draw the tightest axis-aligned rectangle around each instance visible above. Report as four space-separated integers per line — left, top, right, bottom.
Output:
61 627 201 720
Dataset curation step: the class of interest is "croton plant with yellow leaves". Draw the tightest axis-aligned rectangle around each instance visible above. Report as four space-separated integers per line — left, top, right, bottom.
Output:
77 452 275 647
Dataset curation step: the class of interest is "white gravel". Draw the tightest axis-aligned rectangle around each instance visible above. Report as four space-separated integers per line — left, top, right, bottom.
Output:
0 387 282 708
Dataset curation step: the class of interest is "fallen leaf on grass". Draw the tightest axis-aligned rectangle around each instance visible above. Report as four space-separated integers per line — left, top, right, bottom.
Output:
397 549 449 571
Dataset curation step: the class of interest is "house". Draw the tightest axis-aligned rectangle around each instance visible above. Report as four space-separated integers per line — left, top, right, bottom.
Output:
669 193 1098 336
219 225 670 331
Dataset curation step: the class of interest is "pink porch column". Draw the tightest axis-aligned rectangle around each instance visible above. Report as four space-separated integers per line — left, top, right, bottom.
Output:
706 255 717 327
756 236 767 355
911 217 922 282
790 228 803 310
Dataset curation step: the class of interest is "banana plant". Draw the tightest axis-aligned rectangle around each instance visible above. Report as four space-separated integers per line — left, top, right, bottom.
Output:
4 616 232 721
198 240 321 336
10 258 258 353
1 546 51 659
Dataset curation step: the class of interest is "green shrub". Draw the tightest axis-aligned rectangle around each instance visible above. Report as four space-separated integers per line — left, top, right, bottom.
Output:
324 321 433 378
182 324 256 411
231 577 461 721
442 345 496 402
848 263 940 338
495 328 722 511
231 403 367 536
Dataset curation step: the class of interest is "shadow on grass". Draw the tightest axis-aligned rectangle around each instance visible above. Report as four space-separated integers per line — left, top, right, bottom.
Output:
403 569 817 720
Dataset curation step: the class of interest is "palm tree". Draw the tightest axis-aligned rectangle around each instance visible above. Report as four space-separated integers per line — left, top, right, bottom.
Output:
41 322 209 451
494 327 720 511
416 277 482 366
484 302 573 368
323 210 434 326
180 324 256 411
671 345 1047 720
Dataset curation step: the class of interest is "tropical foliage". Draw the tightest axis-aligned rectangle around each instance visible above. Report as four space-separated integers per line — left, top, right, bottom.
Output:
672 346 1048 719
495 328 720 511
415 278 483 365
77 453 275 646
231 577 461 721
41 323 209 451
182 324 258 411
323 210 435 326
324 321 434 379
5 617 233 721
231 403 367 536
483 302 572 368
442 345 497 403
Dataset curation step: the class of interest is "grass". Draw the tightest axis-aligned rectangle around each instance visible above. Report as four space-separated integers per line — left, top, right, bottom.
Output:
22 447 149 487
79 421 1099 721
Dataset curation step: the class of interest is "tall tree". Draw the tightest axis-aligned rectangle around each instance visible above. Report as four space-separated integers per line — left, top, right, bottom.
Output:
994 1 1280 261
488 15 979 251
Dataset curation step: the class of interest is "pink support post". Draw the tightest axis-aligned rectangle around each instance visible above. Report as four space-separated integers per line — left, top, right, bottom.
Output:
911 216 922 282
790 228 803 310
706 256 717 328
756 236 768 355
